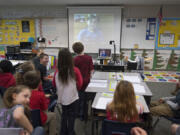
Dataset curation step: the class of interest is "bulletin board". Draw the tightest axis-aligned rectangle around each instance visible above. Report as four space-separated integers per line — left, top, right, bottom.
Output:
121 18 156 49
155 18 180 50
0 19 35 45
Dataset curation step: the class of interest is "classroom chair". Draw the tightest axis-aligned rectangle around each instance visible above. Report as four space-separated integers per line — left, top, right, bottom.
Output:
102 119 137 135
31 109 42 128
0 128 23 135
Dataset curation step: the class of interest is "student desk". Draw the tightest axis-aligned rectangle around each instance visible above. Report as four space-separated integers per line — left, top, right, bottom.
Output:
86 71 152 135
86 72 152 97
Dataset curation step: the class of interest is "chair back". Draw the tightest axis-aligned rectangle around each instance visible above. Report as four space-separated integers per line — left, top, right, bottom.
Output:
0 128 23 135
102 119 137 135
31 109 41 128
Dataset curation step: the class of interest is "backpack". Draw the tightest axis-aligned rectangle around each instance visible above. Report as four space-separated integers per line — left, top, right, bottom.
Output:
0 107 19 128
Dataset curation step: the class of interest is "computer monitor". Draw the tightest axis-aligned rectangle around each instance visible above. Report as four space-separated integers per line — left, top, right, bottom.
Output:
20 42 32 50
98 49 111 58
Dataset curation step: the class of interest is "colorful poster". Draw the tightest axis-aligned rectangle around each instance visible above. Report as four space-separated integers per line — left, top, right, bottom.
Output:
0 19 35 45
156 18 180 50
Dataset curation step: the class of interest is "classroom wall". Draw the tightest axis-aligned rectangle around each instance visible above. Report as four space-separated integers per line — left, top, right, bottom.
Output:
1 5 180 71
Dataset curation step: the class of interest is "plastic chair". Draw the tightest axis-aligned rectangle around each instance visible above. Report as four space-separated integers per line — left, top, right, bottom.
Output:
31 109 41 128
102 119 137 135
0 128 23 135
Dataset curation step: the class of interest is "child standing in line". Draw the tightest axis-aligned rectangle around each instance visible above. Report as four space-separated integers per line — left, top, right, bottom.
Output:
72 42 94 120
106 80 144 122
0 60 16 96
53 48 83 135
23 70 56 135
0 85 44 135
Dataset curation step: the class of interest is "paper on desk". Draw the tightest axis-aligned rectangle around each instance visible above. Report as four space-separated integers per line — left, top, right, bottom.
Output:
109 81 117 91
102 92 113 98
117 73 122 80
88 82 107 88
91 79 108 83
133 84 145 94
109 72 117 80
95 97 112 109
123 75 141 83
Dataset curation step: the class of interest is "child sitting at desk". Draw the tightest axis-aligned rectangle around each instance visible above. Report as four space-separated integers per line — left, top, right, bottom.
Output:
23 70 57 135
106 80 144 122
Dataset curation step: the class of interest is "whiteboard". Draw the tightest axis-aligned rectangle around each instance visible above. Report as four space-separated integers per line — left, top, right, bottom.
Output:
121 18 155 49
41 18 68 48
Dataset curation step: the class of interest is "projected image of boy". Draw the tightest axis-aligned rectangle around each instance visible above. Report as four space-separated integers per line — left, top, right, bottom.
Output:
77 14 103 44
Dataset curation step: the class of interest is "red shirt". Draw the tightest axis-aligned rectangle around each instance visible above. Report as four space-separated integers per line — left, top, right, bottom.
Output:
52 67 83 91
30 90 49 125
106 109 138 123
38 83 43 92
74 55 93 91
0 73 16 88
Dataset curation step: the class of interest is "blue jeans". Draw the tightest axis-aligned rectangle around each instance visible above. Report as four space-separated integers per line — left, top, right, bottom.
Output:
60 100 78 135
31 127 44 135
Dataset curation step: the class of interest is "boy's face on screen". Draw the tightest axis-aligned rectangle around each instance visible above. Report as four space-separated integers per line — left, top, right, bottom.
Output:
88 18 97 32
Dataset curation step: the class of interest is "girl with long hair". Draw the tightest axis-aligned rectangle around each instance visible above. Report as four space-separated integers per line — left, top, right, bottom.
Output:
0 85 44 135
106 80 144 122
53 48 83 135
